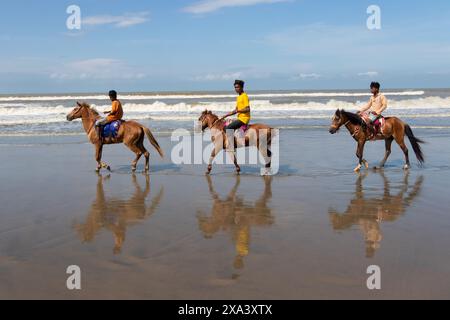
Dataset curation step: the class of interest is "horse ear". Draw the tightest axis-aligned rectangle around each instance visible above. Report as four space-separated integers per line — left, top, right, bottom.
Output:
208 110 212 114
77 101 82 107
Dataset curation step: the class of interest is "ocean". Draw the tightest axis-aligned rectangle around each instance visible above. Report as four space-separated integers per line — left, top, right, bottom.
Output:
1 89 450 137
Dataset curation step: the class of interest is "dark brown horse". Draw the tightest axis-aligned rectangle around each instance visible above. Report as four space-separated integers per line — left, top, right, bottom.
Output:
67 102 164 172
198 110 274 175
329 109 425 172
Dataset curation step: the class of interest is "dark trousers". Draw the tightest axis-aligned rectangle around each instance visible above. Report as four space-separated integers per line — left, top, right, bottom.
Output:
225 120 245 130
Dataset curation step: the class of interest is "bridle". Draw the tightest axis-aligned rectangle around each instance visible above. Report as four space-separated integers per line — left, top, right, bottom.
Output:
73 105 98 135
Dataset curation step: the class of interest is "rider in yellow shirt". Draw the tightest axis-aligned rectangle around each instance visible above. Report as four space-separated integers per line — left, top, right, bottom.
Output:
223 80 251 130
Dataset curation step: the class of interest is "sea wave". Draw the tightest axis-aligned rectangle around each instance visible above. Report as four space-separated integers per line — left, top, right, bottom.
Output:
0 96 449 117
0 90 425 102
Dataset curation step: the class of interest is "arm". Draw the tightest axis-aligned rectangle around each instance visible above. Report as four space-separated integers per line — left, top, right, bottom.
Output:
359 99 372 113
378 96 388 114
237 106 251 114
108 101 119 115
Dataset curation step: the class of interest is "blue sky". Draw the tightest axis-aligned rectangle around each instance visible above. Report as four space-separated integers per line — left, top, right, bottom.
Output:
0 0 450 93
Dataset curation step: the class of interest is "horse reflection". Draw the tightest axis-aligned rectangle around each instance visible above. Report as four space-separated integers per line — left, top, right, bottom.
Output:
197 176 274 271
74 174 163 254
329 171 423 258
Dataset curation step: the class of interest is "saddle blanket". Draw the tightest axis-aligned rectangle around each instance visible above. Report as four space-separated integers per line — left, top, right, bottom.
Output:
102 120 122 138
361 113 386 137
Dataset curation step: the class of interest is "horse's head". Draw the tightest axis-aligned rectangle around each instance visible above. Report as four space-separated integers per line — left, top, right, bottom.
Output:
329 109 346 134
198 110 216 131
66 101 87 121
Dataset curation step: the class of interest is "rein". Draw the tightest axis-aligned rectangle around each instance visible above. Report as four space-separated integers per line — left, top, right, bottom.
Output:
87 119 97 135
343 120 359 138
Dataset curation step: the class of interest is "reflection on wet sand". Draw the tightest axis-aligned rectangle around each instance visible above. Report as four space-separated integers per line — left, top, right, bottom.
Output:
74 174 164 254
197 176 274 273
329 171 424 258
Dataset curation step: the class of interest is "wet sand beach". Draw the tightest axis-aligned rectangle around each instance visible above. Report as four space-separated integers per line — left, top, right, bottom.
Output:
1 128 450 299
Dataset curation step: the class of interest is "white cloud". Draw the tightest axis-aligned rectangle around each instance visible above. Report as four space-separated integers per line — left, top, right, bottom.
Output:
183 0 289 14
358 71 379 77
190 72 243 81
293 73 322 80
49 59 146 80
83 12 150 28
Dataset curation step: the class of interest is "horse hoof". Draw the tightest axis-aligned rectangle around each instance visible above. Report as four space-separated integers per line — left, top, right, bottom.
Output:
403 164 410 170
354 165 362 173
106 166 111 172
131 167 137 172
364 162 369 169
96 168 101 173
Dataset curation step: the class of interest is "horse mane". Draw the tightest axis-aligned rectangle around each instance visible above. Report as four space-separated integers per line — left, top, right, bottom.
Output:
202 110 219 121
80 102 100 117
340 109 366 127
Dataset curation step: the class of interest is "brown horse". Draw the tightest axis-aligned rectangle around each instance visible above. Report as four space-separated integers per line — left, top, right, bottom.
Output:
67 102 164 172
329 109 425 172
198 110 274 175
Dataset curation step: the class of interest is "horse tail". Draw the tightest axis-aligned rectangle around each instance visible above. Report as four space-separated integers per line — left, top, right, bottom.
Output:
143 126 164 158
405 124 425 164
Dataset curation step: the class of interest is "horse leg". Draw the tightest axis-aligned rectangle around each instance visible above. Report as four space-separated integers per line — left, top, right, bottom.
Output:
125 141 143 172
143 147 150 172
138 138 150 172
354 140 367 172
394 134 410 170
377 137 394 169
95 144 110 172
227 149 241 175
259 132 272 175
206 148 217 175
95 144 102 172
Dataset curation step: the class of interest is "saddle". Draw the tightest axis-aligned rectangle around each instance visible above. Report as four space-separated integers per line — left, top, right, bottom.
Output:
223 120 250 148
223 120 249 135
101 120 123 139
361 114 385 140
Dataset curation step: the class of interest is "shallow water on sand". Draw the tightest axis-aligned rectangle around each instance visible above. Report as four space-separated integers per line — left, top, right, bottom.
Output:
0 129 449 299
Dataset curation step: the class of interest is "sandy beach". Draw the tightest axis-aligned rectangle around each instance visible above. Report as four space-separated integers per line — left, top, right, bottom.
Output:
1 127 450 300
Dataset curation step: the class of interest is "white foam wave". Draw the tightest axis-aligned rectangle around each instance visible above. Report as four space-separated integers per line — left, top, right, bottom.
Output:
1 96 450 126
0 91 425 102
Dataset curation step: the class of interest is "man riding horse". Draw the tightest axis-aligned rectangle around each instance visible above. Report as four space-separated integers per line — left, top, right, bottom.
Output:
222 80 251 130
358 82 388 138
221 80 251 149
95 90 124 143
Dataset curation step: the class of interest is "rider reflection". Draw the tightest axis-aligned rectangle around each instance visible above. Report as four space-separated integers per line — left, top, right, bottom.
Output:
329 171 423 258
197 176 274 271
74 174 163 254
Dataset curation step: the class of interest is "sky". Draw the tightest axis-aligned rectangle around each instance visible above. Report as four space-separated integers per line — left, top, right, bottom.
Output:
0 0 450 93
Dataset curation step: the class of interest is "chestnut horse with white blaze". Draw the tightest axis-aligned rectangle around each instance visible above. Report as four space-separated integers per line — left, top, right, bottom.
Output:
198 110 274 175
329 109 425 172
67 102 164 172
